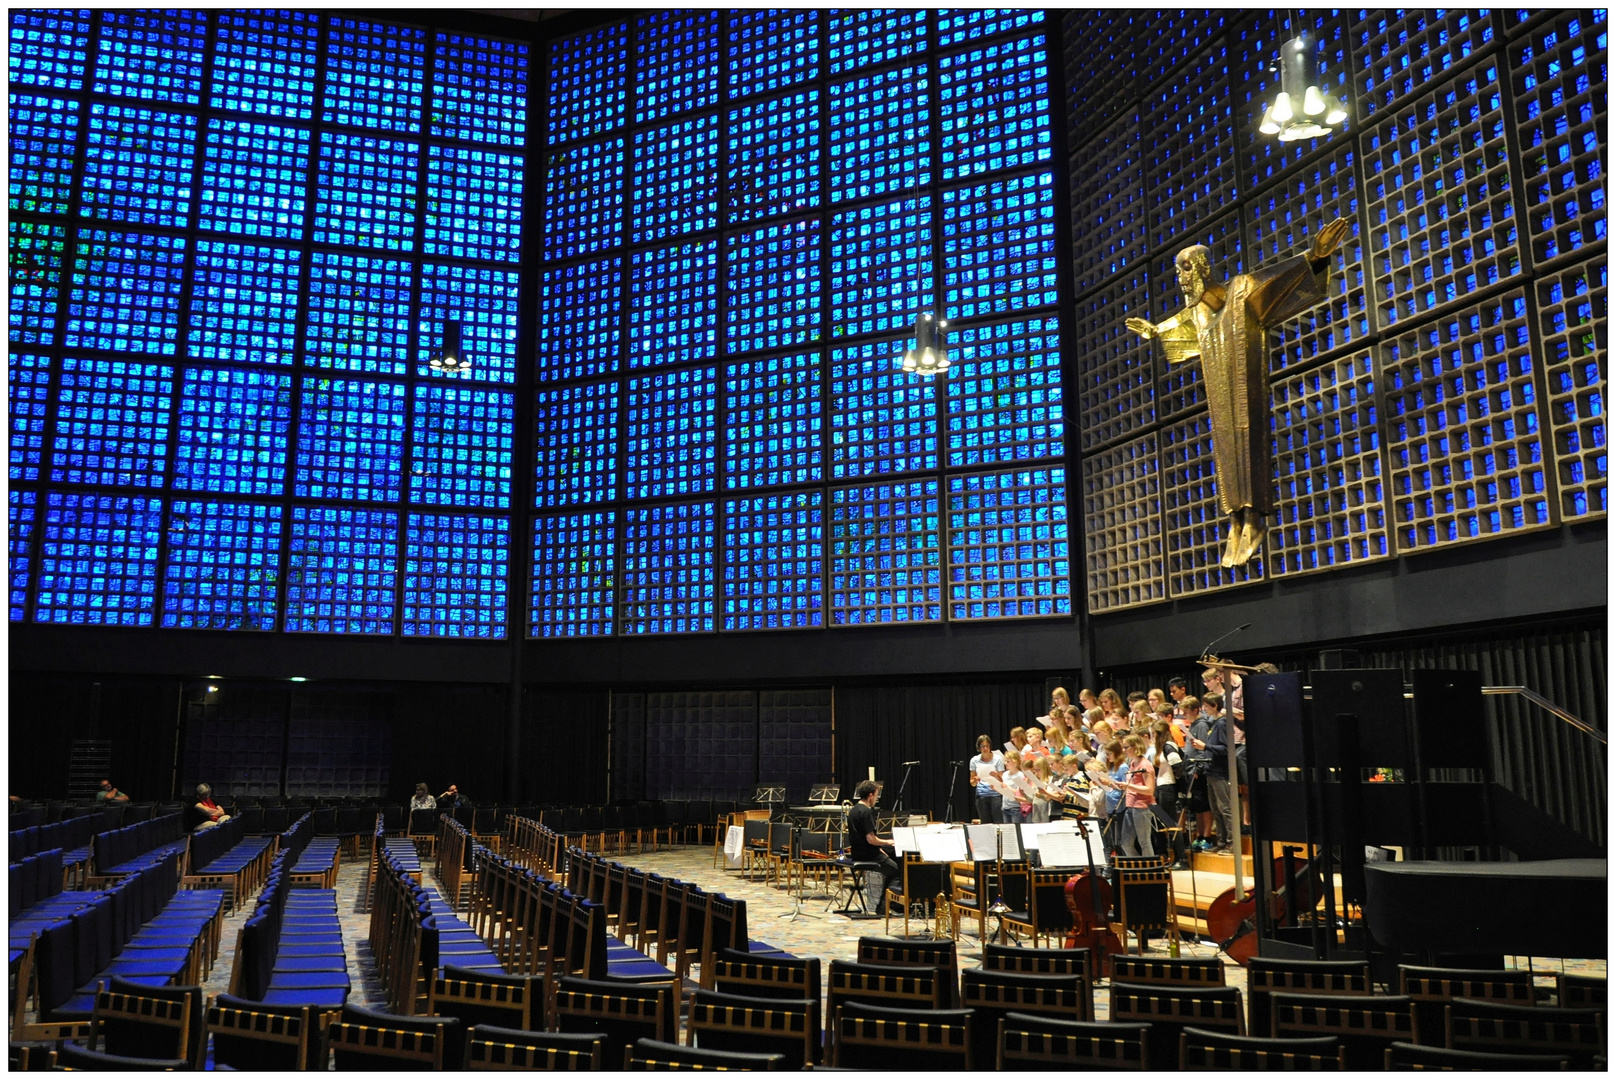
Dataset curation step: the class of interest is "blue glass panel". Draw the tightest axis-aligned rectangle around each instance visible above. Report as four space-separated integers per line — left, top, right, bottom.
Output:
938 8 1045 47
626 366 717 500
285 504 398 634
543 137 624 259
433 32 527 146
9 9 92 91
403 511 507 638
198 118 308 239
830 337 937 479
629 239 719 368
417 263 520 384
531 509 616 637
162 499 283 629
939 33 1051 181
9 489 37 621
723 490 823 630
725 351 823 490
946 314 1063 467
537 256 621 383
305 251 412 374
941 170 1057 320
828 9 928 75
547 21 627 144
81 102 198 228
728 9 819 99
829 64 932 202
36 492 163 626
10 353 50 482
94 9 207 105
174 367 292 495
634 11 719 124
51 356 174 488
10 219 66 347
10 93 80 214
830 195 934 337
313 131 419 251
424 144 523 263
947 467 1070 619
65 228 187 354
727 89 819 224
409 383 515 509
632 114 717 244
828 478 941 624
323 17 424 132
622 501 715 634
294 376 406 502
189 239 301 364
726 218 822 355
534 380 618 508
211 10 319 119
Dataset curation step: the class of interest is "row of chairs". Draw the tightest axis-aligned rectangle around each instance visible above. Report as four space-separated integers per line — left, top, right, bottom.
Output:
288 837 341 889
8 849 67 922
87 814 188 885
178 815 275 914
9 813 114 886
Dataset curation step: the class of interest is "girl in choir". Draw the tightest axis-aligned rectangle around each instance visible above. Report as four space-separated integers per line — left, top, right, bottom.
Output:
1028 756 1059 822
1116 734 1157 857
1150 719 1188 866
1000 750 1035 822
971 734 1005 825
1046 725 1072 758
1098 689 1127 725
1078 687 1099 714
1049 686 1071 714
1147 687 1167 712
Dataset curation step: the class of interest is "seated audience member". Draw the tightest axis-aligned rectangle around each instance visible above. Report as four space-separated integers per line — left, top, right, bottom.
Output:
411 783 437 811
97 779 130 803
187 784 230 831
438 784 469 810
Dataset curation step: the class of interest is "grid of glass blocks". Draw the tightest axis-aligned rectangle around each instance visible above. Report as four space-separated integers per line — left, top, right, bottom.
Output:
632 114 717 244
433 32 528 146
9 9 92 91
830 195 934 337
1362 60 1521 327
94 8 208 106
313 132 420 252
728 9 819 100
629 239 719 367
531 510 616 637
1383 289 1552 551
1510 11 1607 266
828 478 942 624
725 351 823 490
161 500 283 630
10 489 37 621
723 490 824 630
210 10 319 120
1352 9 1496 118
946 315 1062 467
403 512 507 637
536 257 621 383
35 492 163 625
946 467 1070 620
547 22 628 145
543 137 624 260
1061 10 1138 150
830 337 937 479
634 11 719 123
285 505 398 634
417 263 519 383
294 377 406 502
939 34 1051 182
1082 433 1166 612
10 219 66 347
189 240 301 365
1152 212 1244 418
1233 11 1353 190
408 384 514 510
199 118 309 240
10 93 81 215
324 18 424 132
534 380 618 508
174 367 292 496
726 218 822 355
67 228 188 353
1268 350 1391 576
1075 266 1155 450
1137 12 1231 97
1536 257 1607 520
828 9 929 76
10 353 50 481
621 501 716 634
1143 47 1238 249
939 8 1045 47
1160 411 1264 596
727 90 820 225
941 170 1058 320
306 252 412 375
1068 113 1148 284
80 102 198 228
424 145 524 263
51 357 174 489
829 64 932 203
626 366 717 500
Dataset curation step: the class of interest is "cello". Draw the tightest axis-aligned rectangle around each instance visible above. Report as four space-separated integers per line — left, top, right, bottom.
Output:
1063 818 1124 976
1204 845 1324 966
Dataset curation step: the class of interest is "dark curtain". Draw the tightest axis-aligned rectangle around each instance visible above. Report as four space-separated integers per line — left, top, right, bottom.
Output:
392 684 507 804
10 675 100 800
522 688 610 808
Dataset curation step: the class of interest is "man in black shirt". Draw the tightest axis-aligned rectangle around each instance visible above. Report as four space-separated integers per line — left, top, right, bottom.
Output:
847 780 900 895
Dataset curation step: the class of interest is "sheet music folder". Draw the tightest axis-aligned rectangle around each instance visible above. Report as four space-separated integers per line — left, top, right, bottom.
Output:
965 823 1021 861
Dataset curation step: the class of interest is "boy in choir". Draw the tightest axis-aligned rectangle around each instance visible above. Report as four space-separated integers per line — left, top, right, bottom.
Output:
1022 726 1052 763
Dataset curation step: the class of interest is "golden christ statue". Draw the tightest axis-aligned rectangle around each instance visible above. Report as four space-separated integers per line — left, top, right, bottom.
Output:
1127 218 1351 567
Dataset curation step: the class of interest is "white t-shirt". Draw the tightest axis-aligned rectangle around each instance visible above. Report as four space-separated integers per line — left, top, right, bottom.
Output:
972 751 1004 792
1157 747 1182 785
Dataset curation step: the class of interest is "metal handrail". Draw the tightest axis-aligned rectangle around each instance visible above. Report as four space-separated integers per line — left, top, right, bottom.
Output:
1303 683 1606 745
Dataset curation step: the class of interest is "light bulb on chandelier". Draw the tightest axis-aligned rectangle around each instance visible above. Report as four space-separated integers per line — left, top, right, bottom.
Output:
1257 30 1349 144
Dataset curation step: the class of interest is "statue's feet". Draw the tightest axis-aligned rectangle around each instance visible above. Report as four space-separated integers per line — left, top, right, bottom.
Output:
1233 517 1265 566
1220 526 1240 568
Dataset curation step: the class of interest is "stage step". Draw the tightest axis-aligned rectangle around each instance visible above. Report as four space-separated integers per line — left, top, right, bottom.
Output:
1191 849 1254 876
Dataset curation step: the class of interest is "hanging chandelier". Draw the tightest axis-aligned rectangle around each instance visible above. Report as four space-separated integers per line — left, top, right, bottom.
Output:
428 319 471 374
1258 33 1348 142
898 312 949 376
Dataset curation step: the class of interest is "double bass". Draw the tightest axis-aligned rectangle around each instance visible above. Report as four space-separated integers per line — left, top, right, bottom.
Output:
1204 845 1324 966
1063 819 1124 975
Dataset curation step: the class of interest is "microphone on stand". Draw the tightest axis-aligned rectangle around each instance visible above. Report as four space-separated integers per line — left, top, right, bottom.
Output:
1199 622 1251 664
901 761 920 767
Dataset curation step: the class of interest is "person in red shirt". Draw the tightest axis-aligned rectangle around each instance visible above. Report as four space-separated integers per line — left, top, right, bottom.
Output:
1115 734 1158 858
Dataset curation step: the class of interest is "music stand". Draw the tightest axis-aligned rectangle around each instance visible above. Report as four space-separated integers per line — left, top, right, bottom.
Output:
754 785 786 818
809 783 840 804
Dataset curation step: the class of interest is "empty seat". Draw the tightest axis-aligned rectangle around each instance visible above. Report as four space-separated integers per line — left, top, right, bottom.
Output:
330 1002 461 1070
1384 1040 1573 1070
625 1037 785 1070
465 1025 607 1070
997 1011 1151 1070
835 1000 973 1071
1180 1026 1345 1070
686 988 819 1068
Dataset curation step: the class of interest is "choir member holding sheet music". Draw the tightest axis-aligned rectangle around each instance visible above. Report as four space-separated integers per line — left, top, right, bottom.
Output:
970 735 1005 824
990 750 1037 823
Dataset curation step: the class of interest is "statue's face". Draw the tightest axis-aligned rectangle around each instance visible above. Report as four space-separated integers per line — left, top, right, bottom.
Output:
1176 255 1205 306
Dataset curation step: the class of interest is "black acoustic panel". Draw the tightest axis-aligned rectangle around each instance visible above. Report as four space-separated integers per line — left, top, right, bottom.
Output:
1245 670 1304 767
1410 668 1488 771
611 691 647 802
1309 669 1409 769
1419 782 1491 846
1253 779 1308 842
1358 781 1417 848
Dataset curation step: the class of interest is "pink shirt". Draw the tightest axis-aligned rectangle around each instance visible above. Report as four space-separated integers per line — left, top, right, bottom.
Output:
1123 756 1156 808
